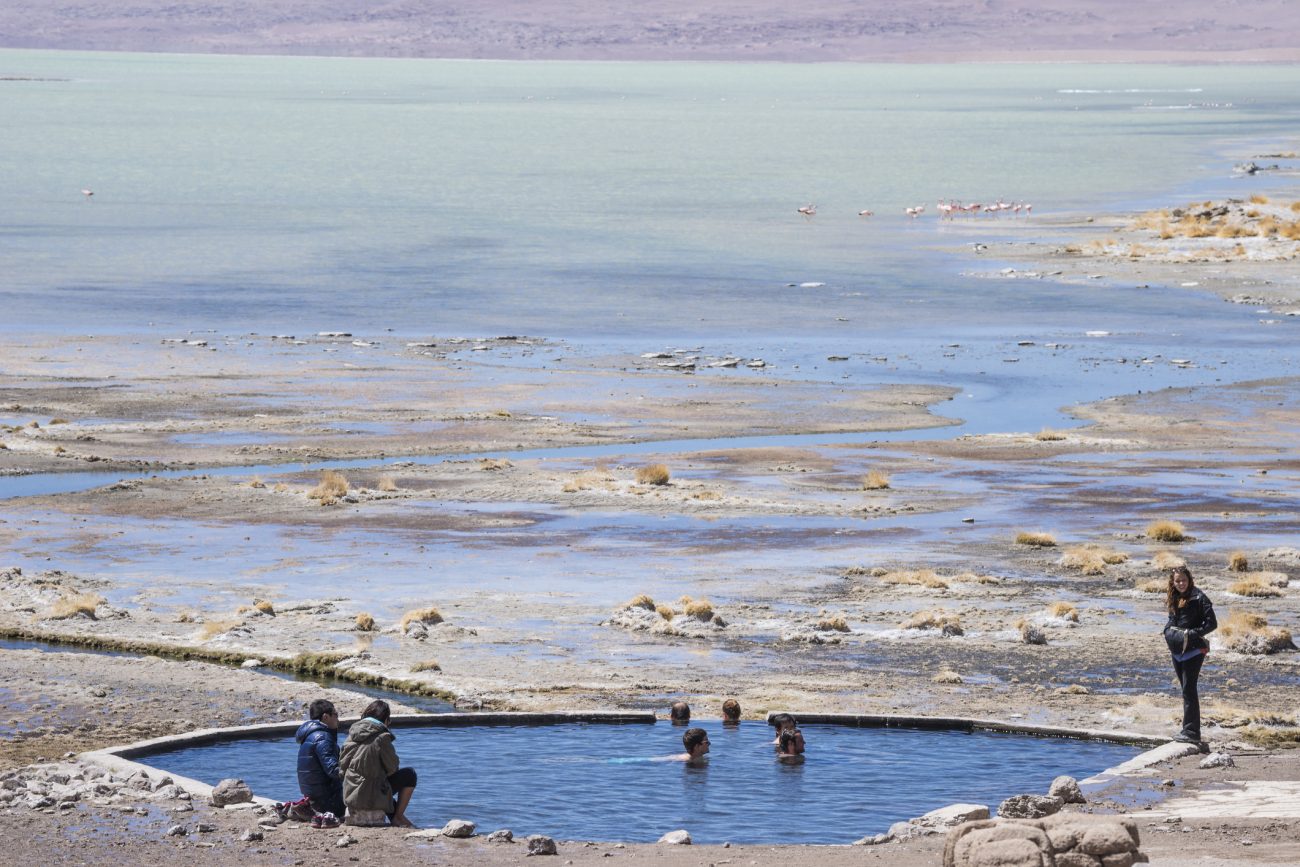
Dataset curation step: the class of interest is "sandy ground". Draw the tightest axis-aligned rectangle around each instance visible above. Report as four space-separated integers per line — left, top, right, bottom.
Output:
4 182 1300 864
2 1 1300 62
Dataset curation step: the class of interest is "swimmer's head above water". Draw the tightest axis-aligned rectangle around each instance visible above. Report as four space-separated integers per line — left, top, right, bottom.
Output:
682 727 710 765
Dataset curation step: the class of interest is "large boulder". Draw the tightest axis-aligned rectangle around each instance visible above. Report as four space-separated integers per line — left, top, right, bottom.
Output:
946 815 1143 867
1049 775 1086 804
209 779 252 807
526 834 558 855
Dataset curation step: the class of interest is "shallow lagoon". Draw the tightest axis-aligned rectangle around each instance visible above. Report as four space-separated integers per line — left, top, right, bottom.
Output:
146 720 1138 843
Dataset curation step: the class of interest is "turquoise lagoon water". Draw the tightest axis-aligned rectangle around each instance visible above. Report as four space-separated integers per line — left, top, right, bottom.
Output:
145 720 1139 843
2 51 1299 340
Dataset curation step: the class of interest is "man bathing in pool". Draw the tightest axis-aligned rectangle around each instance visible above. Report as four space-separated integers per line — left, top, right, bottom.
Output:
660 727 710 766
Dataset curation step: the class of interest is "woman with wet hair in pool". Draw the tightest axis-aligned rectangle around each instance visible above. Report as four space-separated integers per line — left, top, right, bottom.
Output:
1163 565 1217 744
777 726 806 761
339 699 418 827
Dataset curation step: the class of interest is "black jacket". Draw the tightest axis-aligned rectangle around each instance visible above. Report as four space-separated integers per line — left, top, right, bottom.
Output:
296 719 342 801
1163 588 1217 654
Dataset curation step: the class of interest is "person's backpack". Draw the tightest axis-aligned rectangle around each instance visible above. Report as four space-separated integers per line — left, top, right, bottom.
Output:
273 797 315 823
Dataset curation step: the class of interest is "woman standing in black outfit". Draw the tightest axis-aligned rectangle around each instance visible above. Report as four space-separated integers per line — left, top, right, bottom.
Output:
1163 566 1217 744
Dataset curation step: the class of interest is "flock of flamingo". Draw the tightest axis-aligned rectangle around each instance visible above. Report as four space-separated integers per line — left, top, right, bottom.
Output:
797 200 1032 220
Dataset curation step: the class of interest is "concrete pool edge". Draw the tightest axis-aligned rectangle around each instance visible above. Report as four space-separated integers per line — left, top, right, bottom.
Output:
82 710 1173 809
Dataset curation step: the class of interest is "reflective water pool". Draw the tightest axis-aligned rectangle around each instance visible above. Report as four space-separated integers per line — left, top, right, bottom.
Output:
146 720 1137 843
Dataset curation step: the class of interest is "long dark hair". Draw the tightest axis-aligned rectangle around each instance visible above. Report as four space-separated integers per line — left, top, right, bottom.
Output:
361 699 391 724
1166 566 1195 613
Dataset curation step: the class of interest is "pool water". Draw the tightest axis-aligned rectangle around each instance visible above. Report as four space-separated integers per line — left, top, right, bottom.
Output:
146 720 1137 843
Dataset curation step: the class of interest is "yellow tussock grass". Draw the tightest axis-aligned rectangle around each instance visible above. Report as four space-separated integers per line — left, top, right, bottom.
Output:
273 482 288 492
841 566 872 577
1146 519 1187 542
478 457 513 470
1249 194 1269 205
1228 551 1249 572
655 603 676 621
1137 579 1166 594
400 606 444 631
309 470 349 500
635 464 671 486
198 620 240 641
254 599 275 616
410 659 442 673
684 599 715 621
1241 726 1300 749
1015 531 1057 548
932 670 963 684
1218 611 1296 654
816 614 850 632
46 592 105 620
377 475 398 492
175 611 195 623
1048 601 1079 622
1152 551 1185 571
626 594 656 611
248 477 265 489
49 417 69 425
901 610 963 635
1035 428 1066 441
881 569 949 590
1055 684 1091 695
861 470 891 490
1228 577 1283 598
691 489 721 501
354 613 376 631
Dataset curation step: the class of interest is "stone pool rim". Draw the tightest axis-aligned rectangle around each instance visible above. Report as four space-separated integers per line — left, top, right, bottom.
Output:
82 710 1172 808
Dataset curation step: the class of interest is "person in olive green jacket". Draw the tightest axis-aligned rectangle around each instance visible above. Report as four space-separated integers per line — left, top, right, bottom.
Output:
339 699 418 827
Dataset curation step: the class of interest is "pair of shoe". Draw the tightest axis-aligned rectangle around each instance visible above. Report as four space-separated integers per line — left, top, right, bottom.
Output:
311 812 340 829
1172 732 1201 744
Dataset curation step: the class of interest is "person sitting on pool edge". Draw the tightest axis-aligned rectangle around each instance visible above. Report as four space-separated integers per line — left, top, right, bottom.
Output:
295 699 344 820
721 699 741 725
669 701 691 724
670 727 711 766
777 726 806 760
339 699 418 828
770 712 797 744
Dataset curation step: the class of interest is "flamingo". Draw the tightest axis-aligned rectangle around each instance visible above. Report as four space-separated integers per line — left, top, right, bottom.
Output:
797 203 817 218
858 209 874 217
81 188 93 199
905 205 925 219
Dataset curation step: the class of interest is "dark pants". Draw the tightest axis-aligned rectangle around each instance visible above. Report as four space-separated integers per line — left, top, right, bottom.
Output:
1172 652 1205 739
386 767 417 815
307 785 345 819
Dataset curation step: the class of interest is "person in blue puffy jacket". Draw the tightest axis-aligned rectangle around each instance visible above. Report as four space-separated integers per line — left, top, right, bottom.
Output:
296 699 344 817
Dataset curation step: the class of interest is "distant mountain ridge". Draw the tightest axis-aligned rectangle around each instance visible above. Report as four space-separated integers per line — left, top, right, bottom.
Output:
2 0 1299 61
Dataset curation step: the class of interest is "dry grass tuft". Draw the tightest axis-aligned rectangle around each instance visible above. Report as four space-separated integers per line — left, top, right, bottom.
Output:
1137 579 1166 594
253 599 275 616
901 610 963 635
1055 684 1091 695
1146 519 1187 543
562 469 616 493
684 598 715 621
1218 611 1297 654
198 620 240 641
248 476 266 489
478 457 513 471
881 569 949 590
655 603 676 621
273 482 289 493
410 659 442 673
1015 618 1048 645
815 614 850 632
841 566 873 577
1228 577 1283 598
175 611 195 623
691 489 722 501
932 670 963 684
1151 551 1186 571
309 470 349 500
861 470 891 490
1015 531 1057 548
399 606 444 631
354 613 376 631
46 592 105 620
49 417 69 425
626 594 656 611
1249 193 1270 205
1035 428 1067 442
1228 551 1249 572
635 464 671 486
1060 544 1129 574
377 475 398 492
1240 726 1300 749
1048 601 1079 622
